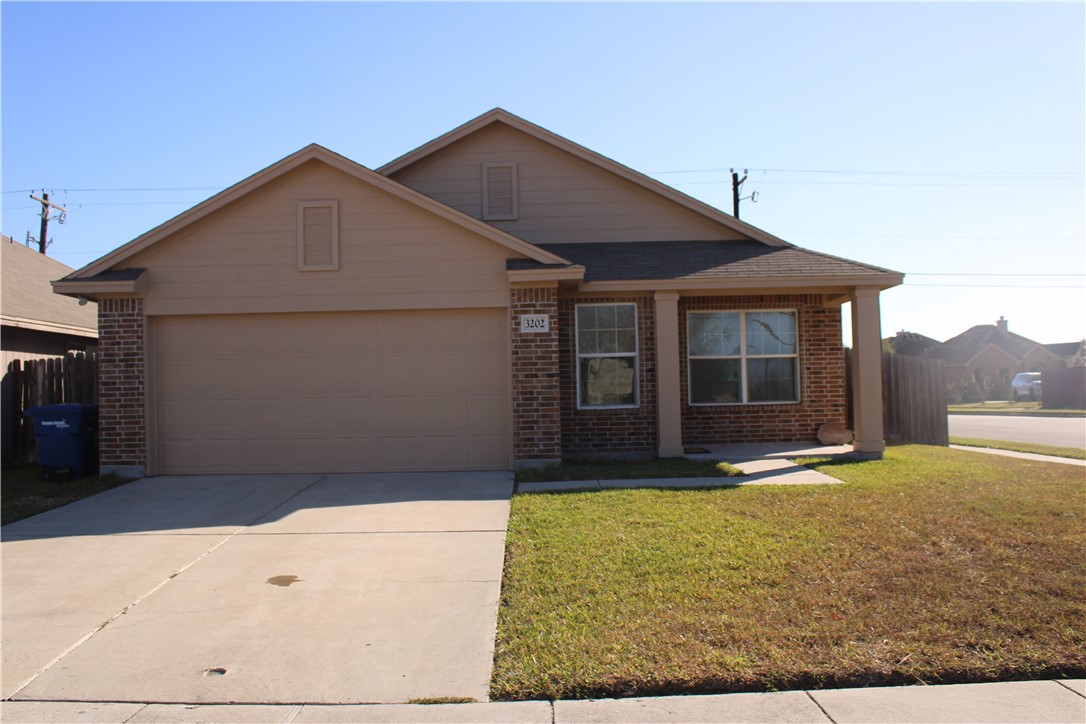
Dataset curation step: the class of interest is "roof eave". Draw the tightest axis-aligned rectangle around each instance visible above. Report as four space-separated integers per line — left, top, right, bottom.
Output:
507 265 586 284
577 273 904 294
52 271 148 299
1 316 98 338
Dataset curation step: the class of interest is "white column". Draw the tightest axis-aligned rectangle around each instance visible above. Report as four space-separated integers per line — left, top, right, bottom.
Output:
654 291 683 458
850 287 886 456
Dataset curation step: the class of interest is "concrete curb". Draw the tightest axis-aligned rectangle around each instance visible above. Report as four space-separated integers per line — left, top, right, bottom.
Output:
4 680 1084 723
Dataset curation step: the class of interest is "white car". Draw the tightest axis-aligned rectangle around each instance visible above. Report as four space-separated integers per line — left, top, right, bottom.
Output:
1011 372 1042 401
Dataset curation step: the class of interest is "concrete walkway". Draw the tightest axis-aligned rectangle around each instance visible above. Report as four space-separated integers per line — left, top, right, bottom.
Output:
949 444 1086 466
3 679 1083 722
2 473 513 706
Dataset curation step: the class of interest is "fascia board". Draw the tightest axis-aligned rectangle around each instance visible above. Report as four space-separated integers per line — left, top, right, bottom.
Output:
578 273 905 294
379 108 792 248
52 274 146 298
507 266 586 283
71 143 570 280
1 316 97 338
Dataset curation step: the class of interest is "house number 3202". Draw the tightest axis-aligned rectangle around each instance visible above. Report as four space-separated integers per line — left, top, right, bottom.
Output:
520 315 550 333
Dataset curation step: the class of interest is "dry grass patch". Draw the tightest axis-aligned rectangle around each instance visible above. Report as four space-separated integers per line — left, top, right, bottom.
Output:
492 445 1085 700
1 466 136 526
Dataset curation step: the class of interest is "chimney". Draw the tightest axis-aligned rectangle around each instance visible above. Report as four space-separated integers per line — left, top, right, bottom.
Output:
996 316 1008 333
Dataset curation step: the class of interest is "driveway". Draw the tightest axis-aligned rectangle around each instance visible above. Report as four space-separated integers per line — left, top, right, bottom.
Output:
1 472 513 705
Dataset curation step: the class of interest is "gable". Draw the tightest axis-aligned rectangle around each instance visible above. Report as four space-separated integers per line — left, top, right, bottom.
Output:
124 160 529 316
386 121 752 246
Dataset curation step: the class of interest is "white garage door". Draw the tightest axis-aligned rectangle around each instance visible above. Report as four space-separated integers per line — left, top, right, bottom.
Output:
153 310 509 474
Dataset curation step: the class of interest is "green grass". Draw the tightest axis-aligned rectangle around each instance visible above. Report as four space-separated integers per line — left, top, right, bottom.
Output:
949 401 1085 415
515 458 743 483
950 437 1086 460
492 445 1086 700
1 466 137 526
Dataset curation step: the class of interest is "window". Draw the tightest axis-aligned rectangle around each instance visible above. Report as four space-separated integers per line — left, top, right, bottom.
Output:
482 163 518 220
297 200 339 271
688 310 799 404
576 303 638 408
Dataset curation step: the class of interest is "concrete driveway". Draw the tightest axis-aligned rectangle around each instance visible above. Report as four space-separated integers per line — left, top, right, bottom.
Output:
1 472 513 705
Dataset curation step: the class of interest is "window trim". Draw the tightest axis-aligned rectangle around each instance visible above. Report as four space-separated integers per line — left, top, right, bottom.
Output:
297 200 340 271
575 302 639 410
482 162 518 220
687 309 801 406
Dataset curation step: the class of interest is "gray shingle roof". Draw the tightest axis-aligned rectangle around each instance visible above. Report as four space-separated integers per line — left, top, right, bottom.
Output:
1 237 98 334
508 240 899 281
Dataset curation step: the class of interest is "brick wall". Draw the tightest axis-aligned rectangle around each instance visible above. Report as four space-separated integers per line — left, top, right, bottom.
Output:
558 294 657 456
510 285 561 462
680 294 846 443
98 298 146 472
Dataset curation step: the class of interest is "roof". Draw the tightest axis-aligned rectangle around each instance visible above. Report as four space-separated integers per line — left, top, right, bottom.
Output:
1 236 98 337
62 143 572 283
921 322 1053 366
508 240 901 287
885 331 941 357
379 108 793 249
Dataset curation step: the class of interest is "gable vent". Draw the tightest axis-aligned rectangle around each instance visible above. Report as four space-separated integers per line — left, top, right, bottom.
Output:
483 162 518 220
297 201 339 271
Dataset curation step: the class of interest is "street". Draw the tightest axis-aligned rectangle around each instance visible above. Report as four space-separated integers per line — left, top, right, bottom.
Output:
948 415 1086 449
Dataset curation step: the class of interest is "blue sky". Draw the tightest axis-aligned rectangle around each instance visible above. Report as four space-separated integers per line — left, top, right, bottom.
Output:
3 2 1084 345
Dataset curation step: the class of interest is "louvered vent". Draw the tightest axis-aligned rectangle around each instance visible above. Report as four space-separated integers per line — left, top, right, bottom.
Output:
483 163 517 220
297 201 339 270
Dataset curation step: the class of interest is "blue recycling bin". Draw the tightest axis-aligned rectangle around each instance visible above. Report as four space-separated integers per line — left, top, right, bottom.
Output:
24 403 99 478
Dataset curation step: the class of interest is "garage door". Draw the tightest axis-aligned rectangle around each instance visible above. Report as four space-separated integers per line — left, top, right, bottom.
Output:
153 310 509 474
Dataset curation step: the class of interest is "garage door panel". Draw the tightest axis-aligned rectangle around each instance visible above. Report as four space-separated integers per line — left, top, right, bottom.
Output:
155 310 509 473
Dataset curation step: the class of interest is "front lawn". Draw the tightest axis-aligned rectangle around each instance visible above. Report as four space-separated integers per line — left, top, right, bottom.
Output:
491 445 1086 700
515 458 742 483
1 466 136 526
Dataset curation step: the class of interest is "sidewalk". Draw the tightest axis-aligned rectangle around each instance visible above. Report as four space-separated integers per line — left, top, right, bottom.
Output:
949 444 1086 466
3 679 1083 723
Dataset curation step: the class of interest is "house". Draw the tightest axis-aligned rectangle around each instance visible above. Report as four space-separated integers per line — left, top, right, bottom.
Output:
52 109 902 478
921 317 1062 397
2 236 98 463
884 330 940 357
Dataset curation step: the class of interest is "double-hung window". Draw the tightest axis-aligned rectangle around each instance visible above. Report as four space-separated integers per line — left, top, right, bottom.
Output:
576 303 638 408
688 310 799 404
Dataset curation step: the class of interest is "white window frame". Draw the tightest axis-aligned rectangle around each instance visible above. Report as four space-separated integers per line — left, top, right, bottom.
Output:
482 162 518 220
297 200 340 271
575 302 639 410
687 309 800 406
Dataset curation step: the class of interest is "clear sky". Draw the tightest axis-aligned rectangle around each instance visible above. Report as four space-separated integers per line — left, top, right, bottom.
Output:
3 2 1084 346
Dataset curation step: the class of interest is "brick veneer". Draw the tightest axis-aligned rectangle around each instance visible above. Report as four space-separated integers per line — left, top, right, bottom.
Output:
680 294 847 444
558 294 657 457
510 285 561 463
98 298 146 474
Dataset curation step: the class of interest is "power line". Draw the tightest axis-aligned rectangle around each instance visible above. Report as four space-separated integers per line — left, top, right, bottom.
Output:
904 283 1085 289
650 166 1083 177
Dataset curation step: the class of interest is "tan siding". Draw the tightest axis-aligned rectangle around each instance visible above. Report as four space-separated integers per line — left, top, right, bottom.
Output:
125 161 515 316
390 124 745 244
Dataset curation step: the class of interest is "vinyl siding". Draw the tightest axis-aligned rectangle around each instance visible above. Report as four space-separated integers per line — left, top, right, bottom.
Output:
389 123 745 245
124 160 518 316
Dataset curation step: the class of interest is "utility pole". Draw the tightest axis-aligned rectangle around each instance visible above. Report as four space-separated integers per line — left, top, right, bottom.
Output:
730 169 758 219
28 191 67 255
731 169 746 218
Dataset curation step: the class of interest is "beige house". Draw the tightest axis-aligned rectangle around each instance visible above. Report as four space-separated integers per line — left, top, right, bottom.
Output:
53 110 902 477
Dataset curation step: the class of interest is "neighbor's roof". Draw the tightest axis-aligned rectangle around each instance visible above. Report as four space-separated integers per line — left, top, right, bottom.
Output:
508 240 902 289
1 236 98 337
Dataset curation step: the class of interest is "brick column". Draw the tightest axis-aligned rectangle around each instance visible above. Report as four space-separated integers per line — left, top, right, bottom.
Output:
98 297 147 478
510 283 561 467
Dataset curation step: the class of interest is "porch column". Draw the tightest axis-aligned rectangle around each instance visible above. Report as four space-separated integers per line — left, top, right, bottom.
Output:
654 291 683 458
850 287 886 457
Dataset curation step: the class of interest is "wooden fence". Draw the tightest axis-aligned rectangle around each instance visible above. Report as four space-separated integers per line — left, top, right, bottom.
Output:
881 352 948 445
1042 366 1086 409
4 352 98 464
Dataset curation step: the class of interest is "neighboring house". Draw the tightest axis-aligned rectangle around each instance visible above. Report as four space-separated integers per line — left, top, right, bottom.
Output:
53 109 902 478
2 236 98 463
884 330 940 357
920 317 1060 399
